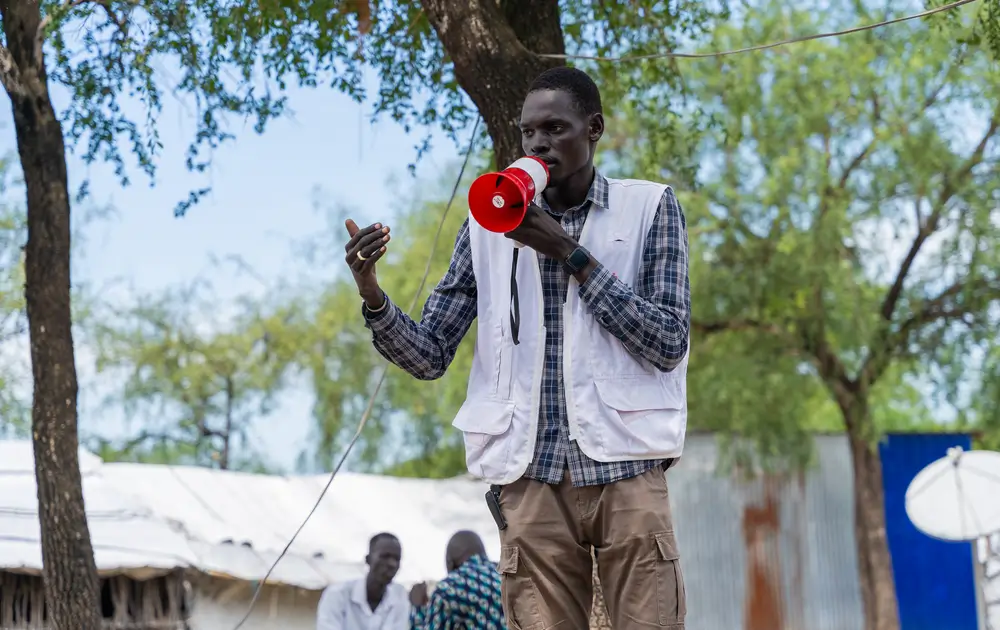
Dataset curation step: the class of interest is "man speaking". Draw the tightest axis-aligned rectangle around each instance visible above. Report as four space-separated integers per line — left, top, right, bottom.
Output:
343 66 691 630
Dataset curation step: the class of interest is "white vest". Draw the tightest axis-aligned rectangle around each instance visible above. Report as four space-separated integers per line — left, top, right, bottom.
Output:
453 178 689 485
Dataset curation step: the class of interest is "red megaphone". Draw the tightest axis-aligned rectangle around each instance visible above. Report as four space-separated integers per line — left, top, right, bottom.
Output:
468 156 550 233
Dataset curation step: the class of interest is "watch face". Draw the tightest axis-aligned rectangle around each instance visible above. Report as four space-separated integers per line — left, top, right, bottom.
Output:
566 247 590 271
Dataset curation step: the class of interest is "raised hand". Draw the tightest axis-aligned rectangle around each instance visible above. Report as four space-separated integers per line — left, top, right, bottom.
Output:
344 219 391 307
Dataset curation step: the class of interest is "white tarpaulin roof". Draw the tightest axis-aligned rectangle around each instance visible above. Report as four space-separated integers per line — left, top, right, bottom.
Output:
0 440 499 590
0 443 197 580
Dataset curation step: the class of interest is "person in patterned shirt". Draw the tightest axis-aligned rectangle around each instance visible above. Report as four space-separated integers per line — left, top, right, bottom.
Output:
408 531 503 630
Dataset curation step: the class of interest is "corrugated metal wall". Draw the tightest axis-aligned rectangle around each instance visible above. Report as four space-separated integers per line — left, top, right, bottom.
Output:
670 433 982 630
671 434 862 630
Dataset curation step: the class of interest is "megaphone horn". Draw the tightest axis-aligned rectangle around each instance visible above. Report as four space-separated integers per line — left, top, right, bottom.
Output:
468 156 550 233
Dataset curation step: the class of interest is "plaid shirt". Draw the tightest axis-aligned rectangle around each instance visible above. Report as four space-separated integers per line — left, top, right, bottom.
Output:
362 171 690 487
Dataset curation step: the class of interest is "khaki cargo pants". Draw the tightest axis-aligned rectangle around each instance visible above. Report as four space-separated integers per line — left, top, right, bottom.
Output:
496 466 686 630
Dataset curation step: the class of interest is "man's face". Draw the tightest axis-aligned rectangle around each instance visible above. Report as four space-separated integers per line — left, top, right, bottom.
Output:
519 89 602 185
366 538 401 586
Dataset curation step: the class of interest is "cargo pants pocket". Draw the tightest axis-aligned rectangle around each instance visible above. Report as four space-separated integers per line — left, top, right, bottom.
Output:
499 546 545 630
654 531 687 628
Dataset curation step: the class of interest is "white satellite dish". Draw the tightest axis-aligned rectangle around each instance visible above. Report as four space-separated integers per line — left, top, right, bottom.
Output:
906 446 1000 542
906 447 1000 630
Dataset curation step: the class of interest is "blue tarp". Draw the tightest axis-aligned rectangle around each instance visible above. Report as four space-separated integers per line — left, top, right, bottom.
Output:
881 433 981 630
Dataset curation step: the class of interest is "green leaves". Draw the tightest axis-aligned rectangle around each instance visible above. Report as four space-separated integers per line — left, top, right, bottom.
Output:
86 280 300 470
607 0 1000 466
0 156 27 439
36 0 456 212
30 0 729 213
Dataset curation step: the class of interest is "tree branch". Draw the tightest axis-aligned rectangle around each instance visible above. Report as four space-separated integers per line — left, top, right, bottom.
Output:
692 318 783 336
861 277 998 387
879 107 999 323
500 0 564 55
114 429 182 454
0 44 25 98
836 61 960 192
896 277 997 342
879 209 941 322
94 0 130 34
800 322 858 422
692 317 808 360
857 108 1000 389
35 0 87 39
35 0 128 66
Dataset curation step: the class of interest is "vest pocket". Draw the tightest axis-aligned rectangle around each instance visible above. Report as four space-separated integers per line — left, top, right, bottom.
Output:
594 376 682 415
452 398 516 479
592 377 684 456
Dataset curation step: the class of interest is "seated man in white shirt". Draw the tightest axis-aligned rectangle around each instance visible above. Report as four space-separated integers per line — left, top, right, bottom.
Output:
316 532 411 630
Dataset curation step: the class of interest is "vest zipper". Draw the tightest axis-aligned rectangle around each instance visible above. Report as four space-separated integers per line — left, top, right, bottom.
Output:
523 252 546 471
564 213 596 445
563 298 578 442
495 319 505 396
505 343 514 400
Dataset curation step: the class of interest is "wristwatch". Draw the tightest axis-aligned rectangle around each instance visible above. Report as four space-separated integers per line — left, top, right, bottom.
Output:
562 246 591 276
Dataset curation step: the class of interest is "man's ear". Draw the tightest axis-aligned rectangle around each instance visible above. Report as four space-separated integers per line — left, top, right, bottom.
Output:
589 113 605 143
365 553 371 566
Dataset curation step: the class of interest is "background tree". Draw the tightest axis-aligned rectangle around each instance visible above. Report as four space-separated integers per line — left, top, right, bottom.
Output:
0 147 109 441
86 281 299 472
972 344 1000 450
607 3 999 629
0 152 27 438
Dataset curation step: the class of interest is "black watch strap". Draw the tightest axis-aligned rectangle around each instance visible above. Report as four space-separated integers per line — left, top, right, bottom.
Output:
562 246 591 275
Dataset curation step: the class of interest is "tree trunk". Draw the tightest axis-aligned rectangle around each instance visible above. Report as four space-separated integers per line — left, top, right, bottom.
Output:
418 0 564 167
222 375 234 470
842 399 900 630
0 3 103 629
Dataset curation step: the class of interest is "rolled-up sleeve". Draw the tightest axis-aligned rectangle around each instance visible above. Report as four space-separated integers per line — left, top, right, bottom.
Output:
362 219 478 380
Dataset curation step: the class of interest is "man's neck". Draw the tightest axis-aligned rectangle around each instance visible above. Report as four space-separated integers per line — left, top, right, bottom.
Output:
365 574 387 610
543 164 595 214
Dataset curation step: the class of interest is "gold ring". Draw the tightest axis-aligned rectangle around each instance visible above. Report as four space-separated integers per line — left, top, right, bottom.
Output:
356 251 368 261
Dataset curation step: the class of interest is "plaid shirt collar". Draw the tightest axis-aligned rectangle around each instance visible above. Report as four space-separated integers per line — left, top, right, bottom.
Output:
538 169 610 213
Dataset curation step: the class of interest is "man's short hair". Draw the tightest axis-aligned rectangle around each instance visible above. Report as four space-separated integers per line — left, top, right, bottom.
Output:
528 66 603 116
369 532 398 552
